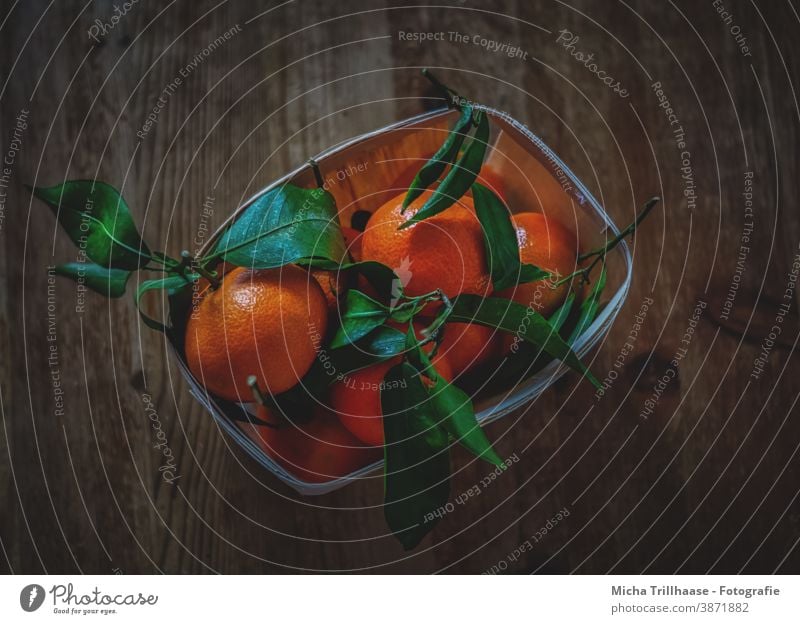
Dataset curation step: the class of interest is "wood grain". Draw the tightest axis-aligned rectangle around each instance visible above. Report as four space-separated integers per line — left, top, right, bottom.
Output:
1 0 799 573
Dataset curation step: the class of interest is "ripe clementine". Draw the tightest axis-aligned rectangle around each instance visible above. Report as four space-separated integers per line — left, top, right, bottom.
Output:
185 265 328 402
330 343 453 447
360 190 492 299
498 212 578 317
438 321 500 376
244 407 380 483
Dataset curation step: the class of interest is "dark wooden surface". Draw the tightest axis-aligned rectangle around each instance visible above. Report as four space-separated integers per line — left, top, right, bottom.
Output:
2 0 799 574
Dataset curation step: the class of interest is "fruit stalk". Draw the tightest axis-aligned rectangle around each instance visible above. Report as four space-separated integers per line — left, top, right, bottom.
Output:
181 250 220 289
554 196 661 287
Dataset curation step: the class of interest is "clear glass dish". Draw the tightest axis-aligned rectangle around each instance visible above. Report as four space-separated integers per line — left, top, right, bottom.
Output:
171 106 632 495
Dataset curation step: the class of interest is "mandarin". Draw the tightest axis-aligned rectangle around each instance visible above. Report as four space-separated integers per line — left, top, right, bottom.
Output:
360 190 492 299
185 265 327 401
498 212 578 317
245 407 380 483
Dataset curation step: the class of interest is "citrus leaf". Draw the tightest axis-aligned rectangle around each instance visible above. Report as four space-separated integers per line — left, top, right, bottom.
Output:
430 375 503 467
402 330 501 466
472 182 550 291
349 260 399 303
135 274 197 333
54 262 130 298
402 104 474 209
568 265 607 345
399 110 490 229
30 180 151 270
549 292 576 333
449 294 600 389
382 362 450 550
303 258 399 304
303 325 407 395
211 184 346 269
330 290 389 348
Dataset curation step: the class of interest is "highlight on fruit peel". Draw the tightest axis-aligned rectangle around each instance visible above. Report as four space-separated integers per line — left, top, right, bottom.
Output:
29 69 658 550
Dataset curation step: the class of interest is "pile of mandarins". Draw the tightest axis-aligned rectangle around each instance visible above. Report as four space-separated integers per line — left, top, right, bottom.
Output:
184 174 580 483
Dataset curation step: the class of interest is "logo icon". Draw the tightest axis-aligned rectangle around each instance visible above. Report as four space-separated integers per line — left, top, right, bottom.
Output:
20 584 45 612
390 256 413 308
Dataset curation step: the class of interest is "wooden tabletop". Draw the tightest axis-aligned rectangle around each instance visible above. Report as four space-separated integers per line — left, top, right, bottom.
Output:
2 0 799 573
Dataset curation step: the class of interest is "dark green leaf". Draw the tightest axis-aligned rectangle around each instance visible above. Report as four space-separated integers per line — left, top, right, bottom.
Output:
347 260 398 303
54 262 130 298
135 274 197 333
430 375 502 466
30 180 151 270
449 294 600 389
472 182 550 291
402 325 502 466
399 111 490 229
382 362 450 550
549 292 576 332
568 265 607 345
403 105 474 208
304 258 399 304
330 290 389 348
304 325 407 393
211 184 346 269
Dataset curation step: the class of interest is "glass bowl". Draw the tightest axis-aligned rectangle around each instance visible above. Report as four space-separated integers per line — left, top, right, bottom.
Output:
171 105 632 495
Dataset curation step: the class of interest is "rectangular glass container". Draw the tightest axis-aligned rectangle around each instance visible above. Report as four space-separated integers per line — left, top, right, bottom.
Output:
172 106 632 495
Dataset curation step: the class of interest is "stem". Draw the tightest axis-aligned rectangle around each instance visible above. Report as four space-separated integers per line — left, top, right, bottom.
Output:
422 68 463 109
579 196 661 262
181 249 220 289
246 376 283 428
554 196 661 287
420 289 452 343
247 375 267 406
307 158 325 188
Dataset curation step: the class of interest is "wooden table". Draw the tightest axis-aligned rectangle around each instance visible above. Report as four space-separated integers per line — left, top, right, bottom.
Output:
2 0 799 573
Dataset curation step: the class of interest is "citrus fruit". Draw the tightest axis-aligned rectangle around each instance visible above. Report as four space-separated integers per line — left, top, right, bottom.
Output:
245 407 380 483
330 326 453 447
185 265 328 401
438 322 499 376
360 190 492 299
498 212 578 317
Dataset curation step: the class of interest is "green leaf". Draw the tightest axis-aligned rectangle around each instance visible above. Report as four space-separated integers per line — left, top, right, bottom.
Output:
399 110 491 229
330 290 389 348
211 183 346 269
549 292 576 332
472 182 550 291
402 324 436 379
402 104 474 208
54 262 130 298
305 258 399 304
30 180 151 270
568 265 607 345
449 294 600 389
430 374 502 466
304 325 407 393
382 362 450 550
135 274 197 333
